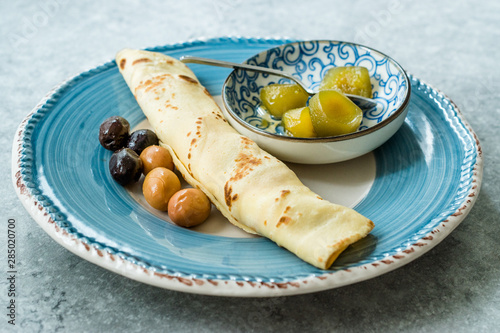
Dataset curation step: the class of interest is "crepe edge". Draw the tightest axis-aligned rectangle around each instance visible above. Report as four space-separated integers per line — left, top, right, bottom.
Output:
322 219 375 269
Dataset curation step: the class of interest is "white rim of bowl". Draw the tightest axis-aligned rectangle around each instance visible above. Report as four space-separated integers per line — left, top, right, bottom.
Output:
221 40 411 143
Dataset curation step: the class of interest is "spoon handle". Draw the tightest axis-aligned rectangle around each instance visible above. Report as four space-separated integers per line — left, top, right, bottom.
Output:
179 55 377 109
179 55 313 95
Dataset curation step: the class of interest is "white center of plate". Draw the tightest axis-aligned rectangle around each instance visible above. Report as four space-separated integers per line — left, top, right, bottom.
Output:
128 96 376 238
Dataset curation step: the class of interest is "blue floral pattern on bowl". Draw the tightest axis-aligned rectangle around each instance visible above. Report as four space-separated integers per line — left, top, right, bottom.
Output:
223 40 408 135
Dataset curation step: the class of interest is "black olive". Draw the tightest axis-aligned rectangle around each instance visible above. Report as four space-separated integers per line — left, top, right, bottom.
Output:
109 148 143 186
127 129 159 155
99 116 130 151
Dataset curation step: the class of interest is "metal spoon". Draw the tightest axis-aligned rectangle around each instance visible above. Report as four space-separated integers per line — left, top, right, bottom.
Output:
180 55 377 110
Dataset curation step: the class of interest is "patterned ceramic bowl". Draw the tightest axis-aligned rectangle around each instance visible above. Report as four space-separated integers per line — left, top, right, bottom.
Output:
222 40 411 164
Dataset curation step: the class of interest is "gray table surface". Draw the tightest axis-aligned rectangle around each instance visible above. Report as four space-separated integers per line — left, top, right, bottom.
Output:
1 1 499 332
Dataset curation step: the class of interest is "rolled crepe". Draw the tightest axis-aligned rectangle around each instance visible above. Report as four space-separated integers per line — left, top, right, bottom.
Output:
116 49 374 269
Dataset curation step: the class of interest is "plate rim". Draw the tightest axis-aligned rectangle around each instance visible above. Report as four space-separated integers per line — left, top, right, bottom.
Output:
11 36 483 297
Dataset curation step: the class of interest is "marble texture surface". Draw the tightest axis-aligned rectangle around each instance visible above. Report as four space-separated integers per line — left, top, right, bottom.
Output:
1 0 499 332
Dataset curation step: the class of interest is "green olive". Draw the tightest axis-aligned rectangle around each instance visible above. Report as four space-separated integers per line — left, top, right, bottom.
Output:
140 145 174 175
142 167 181 211
168 188 211 227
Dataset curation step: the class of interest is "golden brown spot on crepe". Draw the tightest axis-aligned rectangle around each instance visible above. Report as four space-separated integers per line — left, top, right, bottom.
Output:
327 237 350 249
317 196 323 200
211 111 225 120
224 182 234 210
275 190 290 202
223 144 263 210
188 153 191 159
145 81 165 93
132 58 152 65
276 216 291 227
187 132 191 137
155 96 159 100
368 220 375 228
179 75 198 84
264 156 271 160
119 58 126 69
229 151 262 182
284 206 291 214
281 190 290 198
240 137 254 149
165 59 174 65
264 220 267 226
232 194 238 201
191 138 197 146
318 257 324 263
165 103 179 110
136 75 170 93
203 87 211 97
135 79 151 94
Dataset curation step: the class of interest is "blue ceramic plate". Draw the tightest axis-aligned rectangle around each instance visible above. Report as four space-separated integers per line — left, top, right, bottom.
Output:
13 37 483 297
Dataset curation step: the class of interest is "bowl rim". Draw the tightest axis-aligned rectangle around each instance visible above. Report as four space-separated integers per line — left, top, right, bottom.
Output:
221 40 411 143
